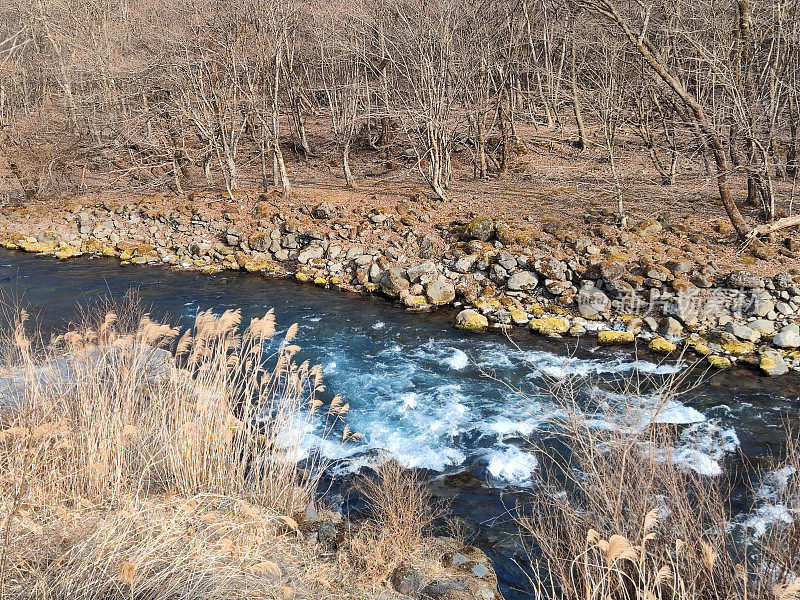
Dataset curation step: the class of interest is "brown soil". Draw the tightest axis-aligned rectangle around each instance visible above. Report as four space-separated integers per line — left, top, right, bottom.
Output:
3 120 799 276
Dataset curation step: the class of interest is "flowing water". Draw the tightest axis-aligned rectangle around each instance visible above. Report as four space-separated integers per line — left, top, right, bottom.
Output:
1 250 798 598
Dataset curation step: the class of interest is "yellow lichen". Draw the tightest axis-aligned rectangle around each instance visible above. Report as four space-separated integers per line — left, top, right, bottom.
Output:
721 340 755 356
529 318 570 336
597 330 635 345
707 355 732 369
649 337 677 354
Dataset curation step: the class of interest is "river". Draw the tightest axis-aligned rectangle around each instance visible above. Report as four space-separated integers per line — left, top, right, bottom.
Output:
1 250 797 598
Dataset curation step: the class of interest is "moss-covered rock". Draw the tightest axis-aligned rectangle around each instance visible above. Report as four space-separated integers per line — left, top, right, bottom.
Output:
527 302 545 318
649 336 677 354
474 296 501 314
19 240 55 254
461 215 495 242
707 355 732 369
508 307 529 325
529 317 570 336
248 231 271 252
456 309 489 332
721 339 755 356
403 294 429 309
693 343 711 356
759 350 789 376
54 245 82 260
597 330 635 345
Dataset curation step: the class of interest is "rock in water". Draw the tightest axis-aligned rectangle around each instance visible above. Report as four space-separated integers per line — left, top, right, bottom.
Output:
597 330 635 345
649 337 676 353
529 317 570 335
455 309 489 332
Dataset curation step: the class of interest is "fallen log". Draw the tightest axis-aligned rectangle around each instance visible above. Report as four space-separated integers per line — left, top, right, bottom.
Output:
752 215 800 236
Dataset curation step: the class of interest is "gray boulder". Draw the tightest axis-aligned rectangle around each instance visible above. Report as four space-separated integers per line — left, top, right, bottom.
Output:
297 245 324 264
460 215 495 242
379 267 410 297
724 322 761 343
390 564 423 596
407 260 438 285
507 270 538 291
729 271 764 289
577 287 610 319
773 327 800 348
454 254 476 273
760 349 789 376
311 201 335 219
426 275 456 305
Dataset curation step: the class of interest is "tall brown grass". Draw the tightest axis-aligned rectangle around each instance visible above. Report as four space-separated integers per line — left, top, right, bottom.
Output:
517 371 800 600
340 459 437 583
0 307 345 599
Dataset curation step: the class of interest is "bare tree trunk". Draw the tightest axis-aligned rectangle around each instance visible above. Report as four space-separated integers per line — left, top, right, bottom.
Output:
342 141 355 188
729 122 743 167
497 90 511 179
570 39 587 151
475 115 488 179
273 137 291 196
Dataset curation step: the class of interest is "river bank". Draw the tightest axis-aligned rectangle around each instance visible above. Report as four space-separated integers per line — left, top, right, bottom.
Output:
1 193 798 376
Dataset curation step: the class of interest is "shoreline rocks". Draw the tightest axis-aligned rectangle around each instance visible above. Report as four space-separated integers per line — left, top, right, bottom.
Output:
1 200 798 376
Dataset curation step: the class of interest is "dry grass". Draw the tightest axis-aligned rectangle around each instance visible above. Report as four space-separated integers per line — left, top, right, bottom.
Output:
517 371 800 600
344 459 436 580
0 306 353 599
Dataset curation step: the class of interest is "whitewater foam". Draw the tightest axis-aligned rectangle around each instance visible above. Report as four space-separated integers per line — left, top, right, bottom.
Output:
484 445 539 486
445 349 470 370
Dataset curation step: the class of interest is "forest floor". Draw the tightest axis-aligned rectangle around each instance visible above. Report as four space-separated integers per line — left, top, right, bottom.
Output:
2 120 797 277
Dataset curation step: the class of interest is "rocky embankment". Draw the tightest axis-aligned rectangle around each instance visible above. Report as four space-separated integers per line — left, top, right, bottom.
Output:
2 196 799 376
